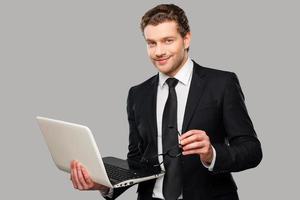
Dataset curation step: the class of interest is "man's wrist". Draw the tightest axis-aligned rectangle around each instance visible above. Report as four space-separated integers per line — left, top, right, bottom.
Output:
99 187 114 198
201 146 216 171
201 146 214 165
99 187 109 194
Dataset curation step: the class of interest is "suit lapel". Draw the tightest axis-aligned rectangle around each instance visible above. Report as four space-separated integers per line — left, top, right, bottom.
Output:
146 75 159 151
144 63 207 150
182 61 207 133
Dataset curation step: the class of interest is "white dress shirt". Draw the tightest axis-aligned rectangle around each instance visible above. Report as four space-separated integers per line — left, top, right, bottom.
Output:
152 57 216 199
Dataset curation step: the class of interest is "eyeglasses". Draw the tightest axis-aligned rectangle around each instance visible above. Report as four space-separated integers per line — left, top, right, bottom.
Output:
141 126 182 167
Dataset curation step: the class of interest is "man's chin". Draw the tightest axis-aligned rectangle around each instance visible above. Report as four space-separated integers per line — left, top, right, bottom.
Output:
156 66 173 75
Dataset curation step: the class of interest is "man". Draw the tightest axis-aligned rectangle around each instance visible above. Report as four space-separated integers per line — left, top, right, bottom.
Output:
70 4 262 200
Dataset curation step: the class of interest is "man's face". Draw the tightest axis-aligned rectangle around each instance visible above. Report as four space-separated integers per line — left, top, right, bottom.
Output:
144 21 191 77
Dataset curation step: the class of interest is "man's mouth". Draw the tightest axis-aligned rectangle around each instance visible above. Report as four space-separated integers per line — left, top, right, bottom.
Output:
155 57 170 65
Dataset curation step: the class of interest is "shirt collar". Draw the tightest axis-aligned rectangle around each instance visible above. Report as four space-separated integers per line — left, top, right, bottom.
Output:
158 57 193 88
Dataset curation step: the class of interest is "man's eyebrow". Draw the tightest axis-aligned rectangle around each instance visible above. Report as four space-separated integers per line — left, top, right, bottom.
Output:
146 39 155 43
146 37 176 42
162 36 176 40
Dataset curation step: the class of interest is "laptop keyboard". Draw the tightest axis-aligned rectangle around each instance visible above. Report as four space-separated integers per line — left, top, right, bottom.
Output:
104 163 141 181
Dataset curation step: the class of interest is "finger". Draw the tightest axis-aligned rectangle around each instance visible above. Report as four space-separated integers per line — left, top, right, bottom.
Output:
77 163 89 190
71 160 75 169
73 162 83 190
70 162 73 181
182 149 201 156
182 141 204 151
181 134 198 146
180 130 205 140
71 169 78 189
81 166 94 187
180 130 198 140
183 144 211 155
181 133 206 146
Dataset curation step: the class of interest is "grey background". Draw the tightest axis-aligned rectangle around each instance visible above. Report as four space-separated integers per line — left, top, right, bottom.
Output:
0 0 299 199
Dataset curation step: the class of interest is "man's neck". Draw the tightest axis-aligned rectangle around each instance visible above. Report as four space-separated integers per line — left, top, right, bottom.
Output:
168 53 189 77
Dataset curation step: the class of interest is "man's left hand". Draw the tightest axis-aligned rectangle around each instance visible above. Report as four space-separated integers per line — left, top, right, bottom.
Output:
180 130 213 165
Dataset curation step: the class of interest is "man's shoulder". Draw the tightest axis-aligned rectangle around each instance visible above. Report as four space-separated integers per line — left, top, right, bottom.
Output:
127 74 158 97
193 61 235 79
130 74 158 91
191 62 239 89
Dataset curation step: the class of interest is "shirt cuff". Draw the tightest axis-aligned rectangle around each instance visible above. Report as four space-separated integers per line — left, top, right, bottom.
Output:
99 187 114 198
201 145 216 171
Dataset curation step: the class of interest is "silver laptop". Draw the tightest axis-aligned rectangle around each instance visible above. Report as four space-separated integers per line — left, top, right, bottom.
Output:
36 116 164 188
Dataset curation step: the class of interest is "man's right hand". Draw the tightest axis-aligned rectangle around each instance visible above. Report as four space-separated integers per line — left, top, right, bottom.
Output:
70 160 109 193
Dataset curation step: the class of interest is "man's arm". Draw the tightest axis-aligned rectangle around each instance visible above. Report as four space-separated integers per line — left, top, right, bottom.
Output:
126 87 143 163
212 73 263 173
70 160 110 192
69 88 140 200
180 73 262 173
69 160 131 200
104 87 143 199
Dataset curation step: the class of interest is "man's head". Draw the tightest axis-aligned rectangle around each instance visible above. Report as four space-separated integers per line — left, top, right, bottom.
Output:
140 4 191 77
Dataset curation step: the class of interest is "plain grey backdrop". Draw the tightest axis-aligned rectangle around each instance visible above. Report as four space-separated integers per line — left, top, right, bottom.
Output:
1 0 299 199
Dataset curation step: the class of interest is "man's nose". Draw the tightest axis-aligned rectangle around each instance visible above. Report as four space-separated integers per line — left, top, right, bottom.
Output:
154 44 166 57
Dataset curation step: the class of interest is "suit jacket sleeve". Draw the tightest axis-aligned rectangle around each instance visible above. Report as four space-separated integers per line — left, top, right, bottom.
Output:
213 73 263 173
126 87 144 163
104 87 141 199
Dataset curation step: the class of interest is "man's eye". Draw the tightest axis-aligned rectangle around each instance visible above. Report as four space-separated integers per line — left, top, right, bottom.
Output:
165 39 173 44
148 42 156 47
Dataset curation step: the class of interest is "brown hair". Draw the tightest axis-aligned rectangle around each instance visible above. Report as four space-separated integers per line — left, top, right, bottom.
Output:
140 4 190 37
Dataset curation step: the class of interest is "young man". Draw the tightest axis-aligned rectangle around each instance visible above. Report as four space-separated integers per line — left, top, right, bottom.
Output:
70 4 262 200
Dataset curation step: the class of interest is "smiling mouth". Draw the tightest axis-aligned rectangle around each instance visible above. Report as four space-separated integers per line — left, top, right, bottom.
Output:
154 56 172 65
155 57 170 65
155 57 170 62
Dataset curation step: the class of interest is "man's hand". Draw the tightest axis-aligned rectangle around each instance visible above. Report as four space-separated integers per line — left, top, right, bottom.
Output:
70 160 109 192
180 130 213 165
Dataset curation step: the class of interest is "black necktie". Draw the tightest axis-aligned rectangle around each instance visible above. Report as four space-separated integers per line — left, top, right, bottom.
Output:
162 78 182 200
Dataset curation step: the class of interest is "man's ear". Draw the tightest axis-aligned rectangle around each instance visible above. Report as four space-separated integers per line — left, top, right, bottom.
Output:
184 32 191 50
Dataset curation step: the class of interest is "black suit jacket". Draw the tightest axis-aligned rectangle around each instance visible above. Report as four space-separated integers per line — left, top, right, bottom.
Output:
107 61 262 200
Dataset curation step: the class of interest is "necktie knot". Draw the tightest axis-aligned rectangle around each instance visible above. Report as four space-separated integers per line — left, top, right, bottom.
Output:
166 78 179 88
